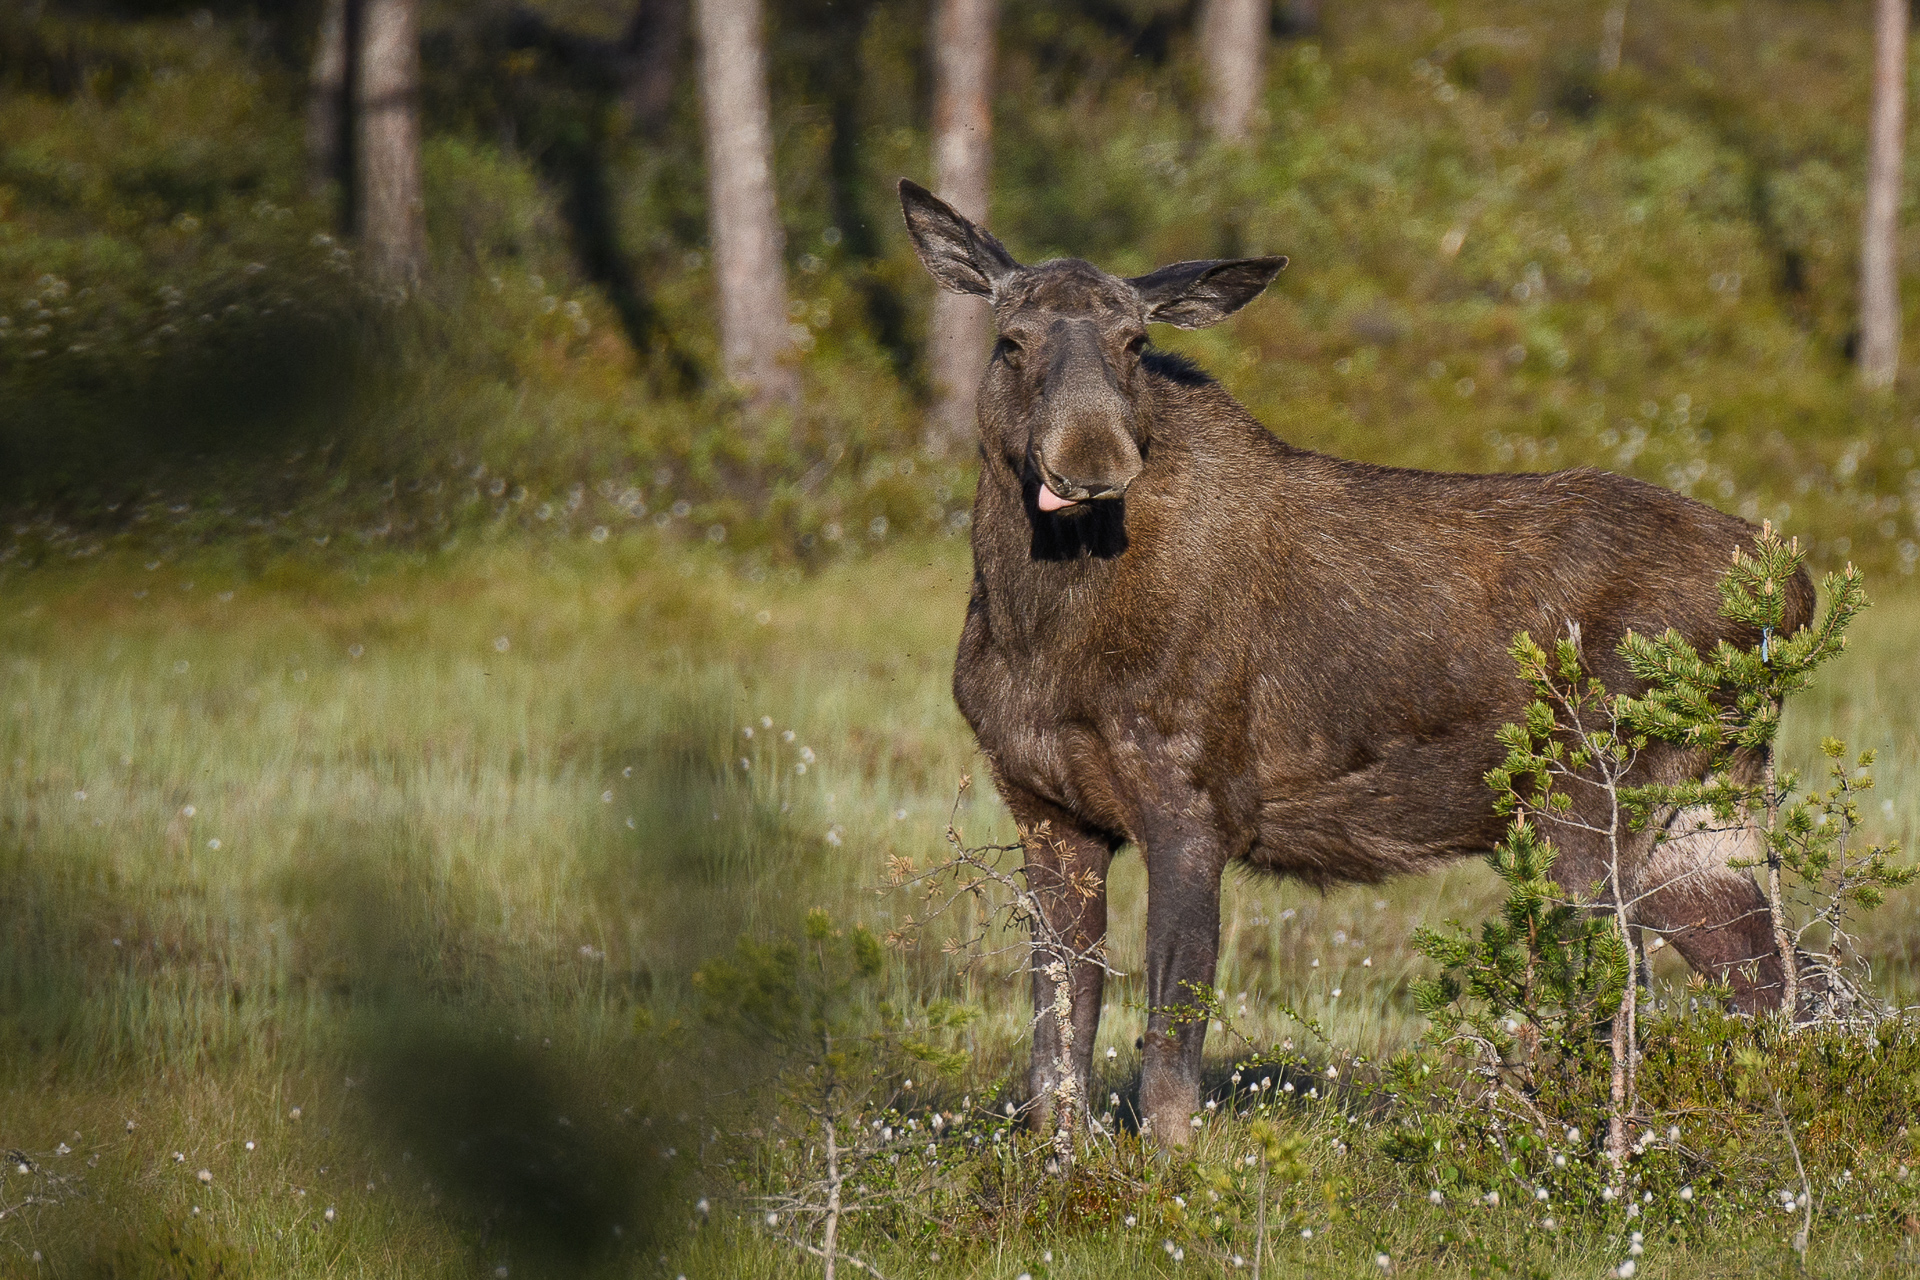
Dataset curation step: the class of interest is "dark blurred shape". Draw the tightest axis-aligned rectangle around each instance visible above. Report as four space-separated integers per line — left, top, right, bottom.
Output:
619 0 687 131
434 3 697 383
363 1010 669 1276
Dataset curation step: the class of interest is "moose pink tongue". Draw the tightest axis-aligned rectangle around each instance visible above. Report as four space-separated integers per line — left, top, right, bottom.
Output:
1036 485 1076 512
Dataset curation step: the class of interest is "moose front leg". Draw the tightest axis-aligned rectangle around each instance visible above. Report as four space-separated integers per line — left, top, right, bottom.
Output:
1013 800 1114 1142
1139 835 1225 1146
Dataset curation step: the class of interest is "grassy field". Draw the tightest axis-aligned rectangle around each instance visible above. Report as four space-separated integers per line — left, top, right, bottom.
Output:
2 529 1919 1277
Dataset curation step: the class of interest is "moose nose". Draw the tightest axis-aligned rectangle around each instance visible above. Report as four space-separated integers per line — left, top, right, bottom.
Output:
1063 477 1128 500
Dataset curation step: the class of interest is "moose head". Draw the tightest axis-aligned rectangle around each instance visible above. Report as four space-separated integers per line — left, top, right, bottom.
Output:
898 179 1287 513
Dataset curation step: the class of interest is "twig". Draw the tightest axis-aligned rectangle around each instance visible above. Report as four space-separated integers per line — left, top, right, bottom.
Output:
1772 1086 1812 1267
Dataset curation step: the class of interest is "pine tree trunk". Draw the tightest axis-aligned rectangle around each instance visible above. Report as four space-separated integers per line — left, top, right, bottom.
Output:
1860 0 1908 389
1198 0 1267 144
927 0 996 453
695 0 799 407
358 0 425 289
1600 2 1628 74
306 0 352 209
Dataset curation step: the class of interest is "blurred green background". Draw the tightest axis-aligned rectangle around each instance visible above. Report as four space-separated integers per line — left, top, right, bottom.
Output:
6 1 1920 1276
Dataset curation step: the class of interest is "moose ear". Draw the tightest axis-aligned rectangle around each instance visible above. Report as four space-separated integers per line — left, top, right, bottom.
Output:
898 179 1020 298
1128 256 1288 329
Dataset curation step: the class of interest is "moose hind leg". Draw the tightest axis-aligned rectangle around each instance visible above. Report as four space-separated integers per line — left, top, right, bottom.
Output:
1631 805 1784 1013
1020 812 1114 1140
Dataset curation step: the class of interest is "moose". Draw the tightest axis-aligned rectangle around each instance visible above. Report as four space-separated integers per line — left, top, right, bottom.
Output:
897 179 1812 1145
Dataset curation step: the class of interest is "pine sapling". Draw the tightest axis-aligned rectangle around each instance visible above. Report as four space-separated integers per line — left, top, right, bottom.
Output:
1620 521 1878 1019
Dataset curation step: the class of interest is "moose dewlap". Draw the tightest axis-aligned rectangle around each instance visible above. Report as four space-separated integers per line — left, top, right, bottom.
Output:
897 179 1813 1147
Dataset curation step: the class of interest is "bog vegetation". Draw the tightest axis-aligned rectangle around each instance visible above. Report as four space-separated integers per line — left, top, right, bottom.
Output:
6 1 1920 1278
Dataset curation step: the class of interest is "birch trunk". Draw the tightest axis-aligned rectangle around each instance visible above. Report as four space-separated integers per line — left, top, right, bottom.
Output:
358 0 425 289
695 0 799 407
1860 0 1908 389
1198 0 1267 144
927 0 997 453
306 0 352 206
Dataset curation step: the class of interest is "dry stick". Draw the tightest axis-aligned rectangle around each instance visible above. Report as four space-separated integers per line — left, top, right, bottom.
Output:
821 1105 842 1280
1762 739 1800 1020
1252 1156 1270 1280
1773 1087 1813 1266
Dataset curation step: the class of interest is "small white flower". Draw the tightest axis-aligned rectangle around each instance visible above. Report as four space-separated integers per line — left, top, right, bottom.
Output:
207 838 220 850
1543 1217 1556 1230
493 636 510 652
1535 1187 1548 1201
1566 1127 1580 1143
1107 1046 1118 1059
766 1212 779 1227
1679 1185 1694 1202
1484 1191 1499 1206
1629 1242 1643 1256
1299 1227 1313 1240
1614 1262 1636 1279
1375 1254 1391 1270
1429 1189 1444 1205
324 1206 336 1222
1125 1215 1137 1227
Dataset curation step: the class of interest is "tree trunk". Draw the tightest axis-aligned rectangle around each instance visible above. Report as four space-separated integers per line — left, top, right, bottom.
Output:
1197 0 1267 144
306 0 352 211
1599 2 1627 75
1860 0 1908 389
695 0 798 407
927 0 996 453
358 0 426 290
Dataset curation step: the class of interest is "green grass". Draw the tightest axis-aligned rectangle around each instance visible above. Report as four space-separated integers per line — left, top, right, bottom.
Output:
3 532 1920 1276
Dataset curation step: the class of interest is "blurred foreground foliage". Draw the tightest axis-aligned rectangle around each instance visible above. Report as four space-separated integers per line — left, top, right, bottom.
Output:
5 0 1920 581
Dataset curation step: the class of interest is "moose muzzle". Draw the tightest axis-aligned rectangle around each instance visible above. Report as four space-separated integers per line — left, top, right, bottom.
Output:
1032 323 1143 511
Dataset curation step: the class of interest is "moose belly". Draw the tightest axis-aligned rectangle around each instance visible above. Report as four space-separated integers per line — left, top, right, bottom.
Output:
1247 725 1509 885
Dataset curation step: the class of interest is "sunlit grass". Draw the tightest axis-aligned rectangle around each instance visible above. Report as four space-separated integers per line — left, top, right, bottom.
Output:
2 532 1918 1273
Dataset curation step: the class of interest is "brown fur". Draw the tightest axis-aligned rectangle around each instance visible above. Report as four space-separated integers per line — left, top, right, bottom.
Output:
898 180 1814 1145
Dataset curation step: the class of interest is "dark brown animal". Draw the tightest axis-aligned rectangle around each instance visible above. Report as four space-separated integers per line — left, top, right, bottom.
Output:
898 179 1812 1145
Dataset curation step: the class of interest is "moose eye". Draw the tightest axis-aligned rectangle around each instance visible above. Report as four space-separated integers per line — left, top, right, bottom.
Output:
1125 333 1148 357
997 336 1024 368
